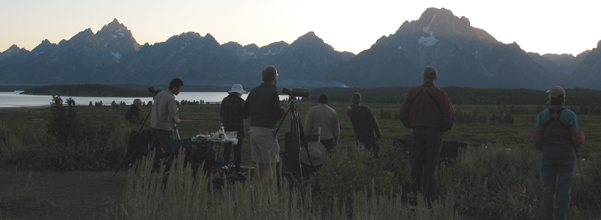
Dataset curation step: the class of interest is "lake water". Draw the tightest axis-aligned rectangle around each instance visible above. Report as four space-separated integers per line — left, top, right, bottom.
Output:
0 91 288 108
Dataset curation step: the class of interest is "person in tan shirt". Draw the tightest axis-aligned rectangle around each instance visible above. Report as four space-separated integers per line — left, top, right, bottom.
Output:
151 78 183 158
304 94 340 153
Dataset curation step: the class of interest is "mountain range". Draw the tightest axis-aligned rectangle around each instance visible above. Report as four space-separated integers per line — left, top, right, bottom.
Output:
1 8 600 90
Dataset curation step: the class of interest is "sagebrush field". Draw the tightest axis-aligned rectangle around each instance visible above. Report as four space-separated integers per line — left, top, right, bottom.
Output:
1 99 600 219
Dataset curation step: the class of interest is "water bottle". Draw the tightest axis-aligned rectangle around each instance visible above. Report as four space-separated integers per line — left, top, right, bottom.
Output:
219 123 225 140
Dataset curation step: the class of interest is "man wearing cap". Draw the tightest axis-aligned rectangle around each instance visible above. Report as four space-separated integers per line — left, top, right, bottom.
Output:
304 94 340 153
126 98 143 124
243 65 288 182
399 66 455 205
346 92 381 156
531 85 584 220
151 78 184 159
220 84 248 173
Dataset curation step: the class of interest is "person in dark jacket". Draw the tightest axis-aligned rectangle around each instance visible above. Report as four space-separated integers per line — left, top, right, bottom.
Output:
399 66 455 205
220 84 248 172
531 85 584 220
346 92 381 157
243 65 288 182
126 99 143 124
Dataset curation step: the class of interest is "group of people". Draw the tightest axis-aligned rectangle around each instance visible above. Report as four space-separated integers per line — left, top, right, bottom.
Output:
126 65 584 219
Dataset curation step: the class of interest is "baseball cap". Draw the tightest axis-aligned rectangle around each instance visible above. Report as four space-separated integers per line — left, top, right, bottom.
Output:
421 66 438 78
547 85 565 99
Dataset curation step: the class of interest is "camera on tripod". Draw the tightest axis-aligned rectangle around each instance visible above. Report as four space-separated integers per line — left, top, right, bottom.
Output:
282 87 310 98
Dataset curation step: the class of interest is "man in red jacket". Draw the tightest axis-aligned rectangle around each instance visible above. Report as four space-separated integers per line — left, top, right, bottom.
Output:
399 66 455 205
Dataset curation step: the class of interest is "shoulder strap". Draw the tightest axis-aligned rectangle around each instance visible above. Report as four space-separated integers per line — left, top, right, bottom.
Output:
543 107 571 136
407 89 424 108
424 90 443 113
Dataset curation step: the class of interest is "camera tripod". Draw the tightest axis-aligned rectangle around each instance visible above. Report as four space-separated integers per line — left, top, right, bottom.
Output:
274 96 315 182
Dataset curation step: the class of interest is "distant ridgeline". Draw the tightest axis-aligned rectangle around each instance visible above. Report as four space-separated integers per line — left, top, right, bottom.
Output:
302 86 601 106
21 84 149 97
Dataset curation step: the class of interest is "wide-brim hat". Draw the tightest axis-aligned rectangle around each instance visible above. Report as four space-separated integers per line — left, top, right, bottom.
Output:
228 84 247 94
300 142 329 166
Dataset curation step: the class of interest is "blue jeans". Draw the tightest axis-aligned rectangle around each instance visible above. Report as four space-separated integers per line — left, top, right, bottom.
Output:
408 127 444 202
541 157 576 220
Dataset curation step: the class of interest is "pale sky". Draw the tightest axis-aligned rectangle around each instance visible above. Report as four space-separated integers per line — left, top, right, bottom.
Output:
1 0 599 56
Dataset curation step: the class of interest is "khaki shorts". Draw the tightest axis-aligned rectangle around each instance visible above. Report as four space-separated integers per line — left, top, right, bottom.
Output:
249 126 280 164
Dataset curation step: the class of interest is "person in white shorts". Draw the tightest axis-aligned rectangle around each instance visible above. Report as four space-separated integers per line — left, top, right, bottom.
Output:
243 65 288 182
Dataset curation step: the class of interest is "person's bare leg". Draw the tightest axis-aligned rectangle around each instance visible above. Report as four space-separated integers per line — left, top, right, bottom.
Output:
257 162 276 182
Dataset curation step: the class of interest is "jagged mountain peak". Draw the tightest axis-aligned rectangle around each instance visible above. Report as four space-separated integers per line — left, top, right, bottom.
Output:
96 19 140 52
175 31 202 39
68 28 95 42
389 7 497 45
4 44 23 53
32 39 57 54
100 18 123 31
292 31 324 44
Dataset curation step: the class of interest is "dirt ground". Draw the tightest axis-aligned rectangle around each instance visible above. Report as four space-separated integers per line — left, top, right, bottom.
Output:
0 164 127 220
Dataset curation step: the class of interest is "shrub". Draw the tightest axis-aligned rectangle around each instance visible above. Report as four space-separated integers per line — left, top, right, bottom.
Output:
119 151 460 220
572 151 601 211
2 96 133 170
439 143 542 220
311 145 412 216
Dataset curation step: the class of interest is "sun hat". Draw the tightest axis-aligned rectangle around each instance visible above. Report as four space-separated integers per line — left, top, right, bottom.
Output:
547 85 565 99
228 84 247 94
421 66 438 78
300 142 329 166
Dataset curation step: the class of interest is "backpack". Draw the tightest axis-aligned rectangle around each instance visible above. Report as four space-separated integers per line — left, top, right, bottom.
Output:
404 86 452 131
540 107 572 147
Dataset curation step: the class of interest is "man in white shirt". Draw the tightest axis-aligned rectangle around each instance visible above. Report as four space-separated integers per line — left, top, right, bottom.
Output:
151 78 183 158
304 94 340 153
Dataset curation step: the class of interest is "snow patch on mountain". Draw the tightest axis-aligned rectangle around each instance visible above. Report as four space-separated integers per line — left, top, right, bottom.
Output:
422 13 437 33
111 52 122 61
242 49 255 56
418 36 438 46
418 13 439 46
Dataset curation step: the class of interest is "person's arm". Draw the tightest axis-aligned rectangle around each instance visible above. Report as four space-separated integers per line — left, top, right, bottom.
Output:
333 110 340 143
304 107 314 136
368 108 381 140
531 114 544 150
346 104 353 118
399 92 412 129
566 111 585 153
220 98 225 118
270 90 284 121
441 91 456 130
167 95 180 123
242 97 250 119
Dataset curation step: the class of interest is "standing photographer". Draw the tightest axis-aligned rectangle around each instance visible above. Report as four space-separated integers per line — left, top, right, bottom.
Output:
399 66 455 206
531 85 584 220
151 78 183 159
304 94 339 153
220 84 248 173
346 92 381 157
243 65 288 182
